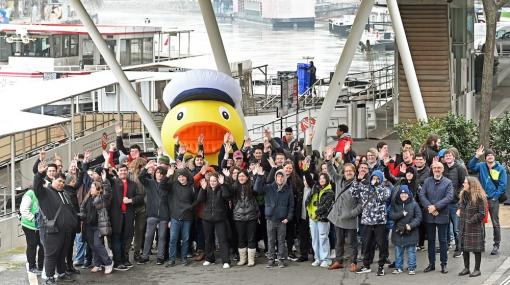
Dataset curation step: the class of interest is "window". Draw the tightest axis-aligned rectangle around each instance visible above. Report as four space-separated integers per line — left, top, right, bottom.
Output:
120 39 131 66
143 37 153 63
52 35 62 57
82 39 94 65
131 38 142 65
0 37 13 61
63 36 70 56
69 35 78 56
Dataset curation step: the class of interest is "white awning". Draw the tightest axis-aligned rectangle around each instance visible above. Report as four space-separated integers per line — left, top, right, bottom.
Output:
0 111 69 137
2 70 180 111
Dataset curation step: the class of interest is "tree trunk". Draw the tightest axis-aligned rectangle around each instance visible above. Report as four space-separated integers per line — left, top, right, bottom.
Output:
480 0 496 146
480 0 510 146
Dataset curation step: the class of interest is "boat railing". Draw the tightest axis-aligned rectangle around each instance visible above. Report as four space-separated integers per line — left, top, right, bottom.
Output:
53 65 110 72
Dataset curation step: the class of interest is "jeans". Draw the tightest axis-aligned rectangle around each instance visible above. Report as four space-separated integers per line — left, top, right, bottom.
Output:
334 227 358 264
426 223 448 266
488 198 501 247
74 233 86 263
168 218 192 263
203 219 230 264
395 245 416 271
448 203 460 250
309 220 330 263
362 224 387 268
235 220 258 249
85 226 112 267
142 217 168 260
267 220 287 260
22 226 44 270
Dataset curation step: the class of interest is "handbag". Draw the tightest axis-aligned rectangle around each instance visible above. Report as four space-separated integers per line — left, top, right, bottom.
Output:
97 196 112 237
39 205 62 234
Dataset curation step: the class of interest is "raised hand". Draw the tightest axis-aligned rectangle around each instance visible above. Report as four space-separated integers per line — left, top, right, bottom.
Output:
218 175 225 185
200 178 208 189
178 145 187 155
198 134 204 145
174 135 180 146
200 165 208 175
176 160 185 170
256 165 264 176
327 146 336 159
475 145 485 158
39 149 46 162
167 165 175 177
146 160 157 169
224 143 232 154
114 122 123 135
101 170 107 181
432 156 439 164
243 137 252 149
84 149 92 162
399 163 407 174
228 133 235 144
344 142 351 154
264 129 272 140
223 132 231 144
38 161 48 173
222 168 230 177
268 156 277 168
157 147 164 157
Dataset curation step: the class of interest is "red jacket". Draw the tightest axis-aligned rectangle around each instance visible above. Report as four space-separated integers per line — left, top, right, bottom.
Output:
334 135 353 158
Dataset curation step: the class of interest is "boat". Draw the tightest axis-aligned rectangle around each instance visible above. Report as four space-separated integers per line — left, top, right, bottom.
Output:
233 0 315 28
328 14 355 36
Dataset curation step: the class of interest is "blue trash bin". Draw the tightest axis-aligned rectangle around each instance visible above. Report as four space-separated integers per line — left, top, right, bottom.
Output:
297 63 311 95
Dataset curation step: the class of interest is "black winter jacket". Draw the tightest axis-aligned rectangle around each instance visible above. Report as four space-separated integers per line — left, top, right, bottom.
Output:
193 185 232 222
164 169 195 221
254 174 294 222
443 161 467 203
390 196 422 247
139 168 169 221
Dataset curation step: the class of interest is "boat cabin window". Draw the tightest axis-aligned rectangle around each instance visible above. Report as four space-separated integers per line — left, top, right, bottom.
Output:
53 35 79 57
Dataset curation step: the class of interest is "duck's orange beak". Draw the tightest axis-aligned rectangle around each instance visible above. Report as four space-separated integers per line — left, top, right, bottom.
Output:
175 122 229 155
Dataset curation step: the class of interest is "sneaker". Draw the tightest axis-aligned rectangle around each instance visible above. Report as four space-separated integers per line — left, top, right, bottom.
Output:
320 261 330 268
104 263 113 274
491 246 499 255
296 256 308 262
311 260 320 267
113 264 129 271
124 261 133 268
266 260 275 268
45 277 57 285
277 260 285 268
90 266 102 273
392 268 403 274
81 261 92 269
377 267 385 276
409 269 416 275
416 246 425 251
223 263 230 269
182 260 189 266
156 259 164 265
388 262 396 268
203 261 214 266
165 261 176 267
57 273 75 282
137 257 150 265
453 251 463 258
356 266 371 274
28 267 42 276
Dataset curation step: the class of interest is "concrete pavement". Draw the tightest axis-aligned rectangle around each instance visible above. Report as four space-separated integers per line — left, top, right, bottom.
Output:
1 229 509 285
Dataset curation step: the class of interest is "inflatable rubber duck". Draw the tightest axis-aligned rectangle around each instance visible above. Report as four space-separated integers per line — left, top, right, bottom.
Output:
161 69 245 164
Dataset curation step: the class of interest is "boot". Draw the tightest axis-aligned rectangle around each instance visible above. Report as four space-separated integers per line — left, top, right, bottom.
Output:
247 248 256 267
237 248 247 266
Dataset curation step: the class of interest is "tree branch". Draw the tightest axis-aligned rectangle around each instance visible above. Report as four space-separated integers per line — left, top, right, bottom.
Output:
496 0 509 10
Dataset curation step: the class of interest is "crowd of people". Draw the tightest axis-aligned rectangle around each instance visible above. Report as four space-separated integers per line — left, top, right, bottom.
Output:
19 123 508 284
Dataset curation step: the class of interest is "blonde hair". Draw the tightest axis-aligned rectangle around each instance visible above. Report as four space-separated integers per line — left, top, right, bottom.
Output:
459 176 487 207
128 157 147 175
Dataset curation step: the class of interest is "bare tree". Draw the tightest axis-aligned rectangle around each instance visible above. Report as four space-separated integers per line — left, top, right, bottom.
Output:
479 0 509 146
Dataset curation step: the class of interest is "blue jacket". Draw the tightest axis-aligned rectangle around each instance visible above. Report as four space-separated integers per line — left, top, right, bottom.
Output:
419 176 453 224
468 156 508 199
254 174 294 222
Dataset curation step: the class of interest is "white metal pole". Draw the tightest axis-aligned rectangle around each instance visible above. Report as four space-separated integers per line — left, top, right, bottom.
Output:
312 0 375 150
198 0 247 136
69 0 162 148
10 135 15 214
387 0 427 121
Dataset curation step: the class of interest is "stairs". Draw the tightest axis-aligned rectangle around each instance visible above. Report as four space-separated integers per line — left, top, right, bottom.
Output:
398 4 451 122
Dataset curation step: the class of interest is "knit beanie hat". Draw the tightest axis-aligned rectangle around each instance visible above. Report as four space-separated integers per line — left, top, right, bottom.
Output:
485 148 496 158
399 185 411 196
158 155 170 165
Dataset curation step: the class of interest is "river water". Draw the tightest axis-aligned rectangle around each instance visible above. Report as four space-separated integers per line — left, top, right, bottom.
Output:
98 8 393 79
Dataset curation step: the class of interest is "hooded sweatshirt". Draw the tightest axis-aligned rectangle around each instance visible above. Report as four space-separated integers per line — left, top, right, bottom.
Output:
254 169 294 222
351 170 390 226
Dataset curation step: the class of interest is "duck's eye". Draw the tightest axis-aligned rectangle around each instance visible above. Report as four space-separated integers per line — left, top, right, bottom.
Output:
219 106 230 120
176 107 186 120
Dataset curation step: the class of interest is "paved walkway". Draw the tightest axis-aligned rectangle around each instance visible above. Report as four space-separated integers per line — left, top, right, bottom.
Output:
1 228 509 285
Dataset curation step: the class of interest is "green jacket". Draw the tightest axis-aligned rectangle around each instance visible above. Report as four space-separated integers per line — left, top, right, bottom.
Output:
20 190 39 230
306 184 334 222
